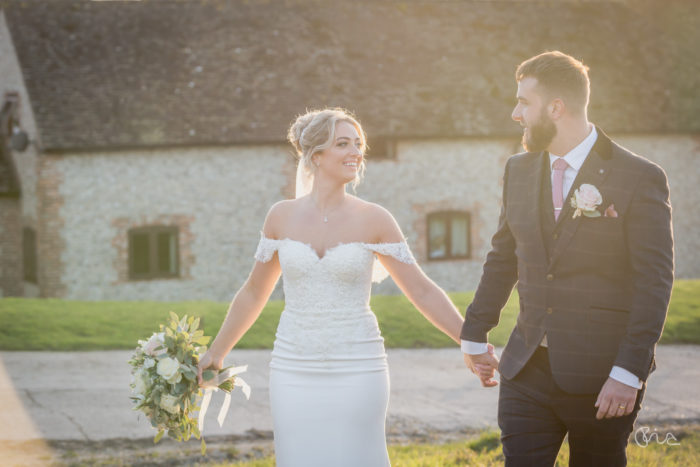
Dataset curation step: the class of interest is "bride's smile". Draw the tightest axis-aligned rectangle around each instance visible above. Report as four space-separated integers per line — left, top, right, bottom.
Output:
313 120 365 184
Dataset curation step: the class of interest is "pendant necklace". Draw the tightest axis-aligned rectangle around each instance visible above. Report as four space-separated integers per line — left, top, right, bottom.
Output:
319 199 345 223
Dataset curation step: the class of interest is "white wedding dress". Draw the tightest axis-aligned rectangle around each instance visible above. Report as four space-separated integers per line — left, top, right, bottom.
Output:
254 234 416 467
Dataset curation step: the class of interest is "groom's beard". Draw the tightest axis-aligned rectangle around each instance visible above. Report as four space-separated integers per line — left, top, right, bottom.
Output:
522 111 557 152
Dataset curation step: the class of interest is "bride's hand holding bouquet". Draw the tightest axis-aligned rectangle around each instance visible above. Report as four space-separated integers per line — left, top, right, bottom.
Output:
128 312 249 455
196 349 223 385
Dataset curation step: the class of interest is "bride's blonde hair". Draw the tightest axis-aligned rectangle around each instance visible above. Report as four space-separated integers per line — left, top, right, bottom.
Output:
287 108 367 192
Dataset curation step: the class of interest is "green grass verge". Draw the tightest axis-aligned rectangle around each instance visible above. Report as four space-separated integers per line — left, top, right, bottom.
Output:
204 427 700 466
0 280 697 351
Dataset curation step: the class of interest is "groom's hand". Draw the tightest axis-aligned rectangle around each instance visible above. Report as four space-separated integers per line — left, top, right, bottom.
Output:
463 343 499 387
594 377 638 419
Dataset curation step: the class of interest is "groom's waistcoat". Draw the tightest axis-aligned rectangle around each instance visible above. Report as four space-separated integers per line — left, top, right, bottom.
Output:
539 156 557 260
462 128 674 394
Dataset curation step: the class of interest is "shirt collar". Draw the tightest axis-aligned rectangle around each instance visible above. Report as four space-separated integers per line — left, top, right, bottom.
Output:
549 125 598 172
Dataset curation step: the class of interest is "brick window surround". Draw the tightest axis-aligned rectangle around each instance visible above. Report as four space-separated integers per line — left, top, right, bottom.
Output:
426 211 471 261
128 226 179 280
112 215 194 284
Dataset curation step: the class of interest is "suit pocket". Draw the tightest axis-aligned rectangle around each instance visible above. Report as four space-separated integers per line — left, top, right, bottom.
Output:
579 217 623 237
573 217 626 261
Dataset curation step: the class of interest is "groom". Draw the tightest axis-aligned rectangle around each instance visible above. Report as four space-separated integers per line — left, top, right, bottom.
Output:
461 51 673 466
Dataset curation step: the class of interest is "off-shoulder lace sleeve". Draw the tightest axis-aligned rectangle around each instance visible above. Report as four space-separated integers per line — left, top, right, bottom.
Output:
364 241 416 283
254 233 281 263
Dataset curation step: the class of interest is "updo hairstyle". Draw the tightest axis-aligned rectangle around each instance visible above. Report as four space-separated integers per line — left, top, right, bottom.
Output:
287 108 367 188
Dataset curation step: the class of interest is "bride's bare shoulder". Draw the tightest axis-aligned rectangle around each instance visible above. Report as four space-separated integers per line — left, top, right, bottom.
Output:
349 197 404 243
263 199 299 237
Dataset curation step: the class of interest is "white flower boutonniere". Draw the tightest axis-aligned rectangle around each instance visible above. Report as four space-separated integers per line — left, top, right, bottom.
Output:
571 183 602 218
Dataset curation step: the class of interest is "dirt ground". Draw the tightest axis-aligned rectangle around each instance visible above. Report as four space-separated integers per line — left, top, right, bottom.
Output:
2 428 491 467
5 424 699 467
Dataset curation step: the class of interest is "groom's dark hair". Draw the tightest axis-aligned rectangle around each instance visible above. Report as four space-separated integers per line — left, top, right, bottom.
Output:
516 51 590 116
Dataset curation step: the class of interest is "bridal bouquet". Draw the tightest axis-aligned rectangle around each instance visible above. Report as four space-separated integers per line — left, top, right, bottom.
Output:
128 312 250 454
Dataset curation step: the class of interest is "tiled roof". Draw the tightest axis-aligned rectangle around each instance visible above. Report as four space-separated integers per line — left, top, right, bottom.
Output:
4 0 699 151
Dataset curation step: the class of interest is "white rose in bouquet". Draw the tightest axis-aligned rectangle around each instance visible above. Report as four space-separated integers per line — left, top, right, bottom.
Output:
169 373 183 384
142 332 165 356
157 357 180 381
159 394 181 414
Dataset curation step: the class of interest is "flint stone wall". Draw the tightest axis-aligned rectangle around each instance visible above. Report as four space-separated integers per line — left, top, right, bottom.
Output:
36 133 700 301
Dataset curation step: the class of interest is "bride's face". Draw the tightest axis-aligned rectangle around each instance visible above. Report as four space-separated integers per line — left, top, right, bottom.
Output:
314 121 364 184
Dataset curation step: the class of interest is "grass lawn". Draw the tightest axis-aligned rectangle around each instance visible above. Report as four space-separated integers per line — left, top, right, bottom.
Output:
202 427 700 467
0 279 698 351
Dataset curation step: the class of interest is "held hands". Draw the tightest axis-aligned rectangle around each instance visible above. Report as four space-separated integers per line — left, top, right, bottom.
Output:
595 377 638 419
463 343 500 387
196 350 225 386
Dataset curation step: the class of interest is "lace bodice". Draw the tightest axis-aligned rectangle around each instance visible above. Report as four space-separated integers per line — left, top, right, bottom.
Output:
254 234 415 363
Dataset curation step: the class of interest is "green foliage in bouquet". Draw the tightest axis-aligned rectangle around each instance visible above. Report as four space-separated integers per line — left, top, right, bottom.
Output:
128 312 217 455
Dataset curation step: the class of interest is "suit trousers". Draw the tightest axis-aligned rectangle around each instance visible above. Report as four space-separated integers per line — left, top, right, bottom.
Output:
498 346 644 467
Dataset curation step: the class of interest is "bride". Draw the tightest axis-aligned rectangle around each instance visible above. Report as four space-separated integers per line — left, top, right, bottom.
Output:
197 108 493 466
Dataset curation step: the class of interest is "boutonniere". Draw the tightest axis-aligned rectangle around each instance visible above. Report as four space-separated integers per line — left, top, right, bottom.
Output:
571 183 602 218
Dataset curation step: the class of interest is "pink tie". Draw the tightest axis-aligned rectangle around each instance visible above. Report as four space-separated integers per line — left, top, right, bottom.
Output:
552 158 569 221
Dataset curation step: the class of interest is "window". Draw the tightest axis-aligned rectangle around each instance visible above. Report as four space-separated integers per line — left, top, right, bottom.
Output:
427 211 471 260
128 227 179 280
23 227 37 283
365 138 396 160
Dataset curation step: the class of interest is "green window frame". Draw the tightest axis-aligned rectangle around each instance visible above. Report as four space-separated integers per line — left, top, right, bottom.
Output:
427 211 471 261
128 226 180 280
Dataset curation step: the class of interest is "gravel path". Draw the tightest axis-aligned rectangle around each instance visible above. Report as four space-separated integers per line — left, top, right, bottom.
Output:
1 346 699 443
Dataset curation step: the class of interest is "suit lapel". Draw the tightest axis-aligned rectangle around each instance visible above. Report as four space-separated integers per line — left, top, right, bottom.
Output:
547 128 613 271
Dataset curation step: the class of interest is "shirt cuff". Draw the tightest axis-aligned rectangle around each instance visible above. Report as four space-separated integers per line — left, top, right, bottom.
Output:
461 340 489 355
609 366 643 389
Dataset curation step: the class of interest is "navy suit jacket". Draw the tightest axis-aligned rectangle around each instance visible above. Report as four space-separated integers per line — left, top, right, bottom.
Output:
461 128 674 394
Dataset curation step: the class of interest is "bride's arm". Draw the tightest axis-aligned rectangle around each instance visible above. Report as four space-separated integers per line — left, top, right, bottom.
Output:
384 258 464 344
197 209 283 383
370 206 464 344
197 256 281 380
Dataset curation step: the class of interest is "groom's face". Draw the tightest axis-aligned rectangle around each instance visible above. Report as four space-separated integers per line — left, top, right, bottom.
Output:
512 77 557 153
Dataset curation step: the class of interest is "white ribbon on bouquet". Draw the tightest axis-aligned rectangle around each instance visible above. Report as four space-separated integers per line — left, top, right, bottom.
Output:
198 365 251 431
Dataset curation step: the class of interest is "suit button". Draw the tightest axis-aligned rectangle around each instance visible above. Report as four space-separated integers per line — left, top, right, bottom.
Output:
546 274 554 281
546 307 553 314
553 233 559 240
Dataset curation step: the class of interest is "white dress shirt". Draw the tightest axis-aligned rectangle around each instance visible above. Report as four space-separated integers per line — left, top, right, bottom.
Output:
548 125 598 199
462 125 643 390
